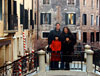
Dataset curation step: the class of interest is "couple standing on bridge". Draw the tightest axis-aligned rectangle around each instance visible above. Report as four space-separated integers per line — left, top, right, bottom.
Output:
48 23 76 70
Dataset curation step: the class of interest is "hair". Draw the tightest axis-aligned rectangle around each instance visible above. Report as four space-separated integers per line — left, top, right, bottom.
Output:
54 35 59 40
62 26 72 34
55 22 60 26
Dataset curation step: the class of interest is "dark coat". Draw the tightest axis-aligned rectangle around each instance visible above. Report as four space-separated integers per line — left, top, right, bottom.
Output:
48 28 61 45
61 33 76 62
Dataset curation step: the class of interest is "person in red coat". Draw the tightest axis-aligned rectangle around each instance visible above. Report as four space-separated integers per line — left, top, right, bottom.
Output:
50 35 61 70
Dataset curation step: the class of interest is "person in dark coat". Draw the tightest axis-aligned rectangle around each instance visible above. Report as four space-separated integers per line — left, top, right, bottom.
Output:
60 27 76 70
48 23 61 46
48 23 61 70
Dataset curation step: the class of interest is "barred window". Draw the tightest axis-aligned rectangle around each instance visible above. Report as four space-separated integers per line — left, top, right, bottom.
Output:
68 0 75 5
43 0 49 4
65 13 76 25
40 13 51 25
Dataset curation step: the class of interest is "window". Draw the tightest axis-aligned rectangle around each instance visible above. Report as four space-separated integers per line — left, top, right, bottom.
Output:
96 32 99 42
42 32 50 38
35 13 36 25
91 15 94 26
20 4 24 24
0 0 2 20
30 10 32 25
8 0 11 30
24 10 28 29
96 16 99 26
83 32 87 43
65 13 76 25
40 13 51 25
43 0 49 4
91 0 94 8
30 10 34 29
97 0 99 8
83 0 86 6
82 14 87 25
13 1 17 15
68 0 75 5
90 32 94 42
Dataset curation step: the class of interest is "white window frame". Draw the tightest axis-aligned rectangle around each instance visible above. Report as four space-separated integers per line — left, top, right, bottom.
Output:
83 0 86 6
91 0 94 8
65 12 76 26
67 0 76 6
43 0 51 5
97 0 99 9
41 12 51 25
96 16 99 26
91 15 94 26
41 31 50 39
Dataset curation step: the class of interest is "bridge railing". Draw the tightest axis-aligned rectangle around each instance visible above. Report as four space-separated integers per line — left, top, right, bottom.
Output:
0 52 38 76
46 51 85 71
92 47 100 72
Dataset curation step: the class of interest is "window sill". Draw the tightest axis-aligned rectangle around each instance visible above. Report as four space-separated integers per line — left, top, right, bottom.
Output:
4 30 18 34
41 24 51 26
66 24 76 26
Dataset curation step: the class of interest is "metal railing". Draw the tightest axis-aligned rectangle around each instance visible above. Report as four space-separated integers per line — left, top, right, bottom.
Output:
92 47 100 72
0 52 38 76
47 51 85 71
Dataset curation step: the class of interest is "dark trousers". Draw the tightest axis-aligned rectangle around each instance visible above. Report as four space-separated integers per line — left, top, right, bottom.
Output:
65 62 70 70
60 53 64 69
50 61 59 70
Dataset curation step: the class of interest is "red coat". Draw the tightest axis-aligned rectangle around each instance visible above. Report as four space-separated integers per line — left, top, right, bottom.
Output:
50 40 61 61
51 40 61 51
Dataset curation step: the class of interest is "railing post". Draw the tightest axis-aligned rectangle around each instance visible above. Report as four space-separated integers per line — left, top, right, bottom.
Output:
18 60 22 76
85 45 94 72
7 61 12 76
38 50 46 72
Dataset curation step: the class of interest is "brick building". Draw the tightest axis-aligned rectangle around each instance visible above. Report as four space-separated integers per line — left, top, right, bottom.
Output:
35 0 100 48
80 0 100 48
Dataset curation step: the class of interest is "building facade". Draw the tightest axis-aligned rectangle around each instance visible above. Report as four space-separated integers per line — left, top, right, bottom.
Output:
35 0 100 48
80 0 100 47
0 0 35 67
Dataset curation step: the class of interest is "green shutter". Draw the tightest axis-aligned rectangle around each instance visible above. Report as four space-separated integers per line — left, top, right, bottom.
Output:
73 14 76 25
40 13 43 25
65 13 68 25
0 0 2 20
49 13 51 24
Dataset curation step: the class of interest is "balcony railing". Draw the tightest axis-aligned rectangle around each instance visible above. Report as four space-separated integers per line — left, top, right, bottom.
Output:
0 52 38 76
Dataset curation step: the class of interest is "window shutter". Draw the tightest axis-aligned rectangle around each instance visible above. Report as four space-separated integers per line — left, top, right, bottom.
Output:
13 1 17 15
20 4 24 24
85 14 87 25
49 13 51 24
0 0 2 20
40 13 43 25
30 10 32 25
24 10 28 29
73 14 76 25
65 13 68 25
